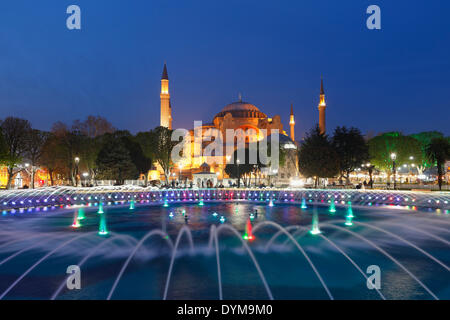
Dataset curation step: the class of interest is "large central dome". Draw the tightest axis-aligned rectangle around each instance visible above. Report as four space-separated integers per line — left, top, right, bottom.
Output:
214 101 267 119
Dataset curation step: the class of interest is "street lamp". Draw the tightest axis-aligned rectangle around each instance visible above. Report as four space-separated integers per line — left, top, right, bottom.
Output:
74 157 80 187
82 172 89 187
390 153 397 190
236 159 240 188
364 162 374 189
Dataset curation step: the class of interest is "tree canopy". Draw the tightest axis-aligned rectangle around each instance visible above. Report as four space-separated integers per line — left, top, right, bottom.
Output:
298 126 340 187
332 126 368 183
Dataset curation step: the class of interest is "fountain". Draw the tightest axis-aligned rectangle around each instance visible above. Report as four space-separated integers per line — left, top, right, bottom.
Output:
328 201 336 214
301 198 307 209
310 209 321 235
268 199 274 207
0 186 448 300
129 199 135 210
242 217 255 241
77 207 85 220
71 210 81 228
163 197 169 207
97 202 104 214
345 202 354 226
98 213 109 235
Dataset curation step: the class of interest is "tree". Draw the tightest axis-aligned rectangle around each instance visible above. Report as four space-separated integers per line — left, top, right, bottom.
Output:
72 115 115 138
96 132 138 184
368 132 422 180
25 129 49 188
224 148 254 187
149 126 177 183
426 137 450 191
40 133 63 186
298 126 340 187
50 122 85 186
332 126 368 184
0 117 32 189
410 131 444 175
122 134 152 186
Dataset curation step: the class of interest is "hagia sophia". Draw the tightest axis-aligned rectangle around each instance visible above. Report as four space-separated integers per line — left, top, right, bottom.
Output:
155 63 328 187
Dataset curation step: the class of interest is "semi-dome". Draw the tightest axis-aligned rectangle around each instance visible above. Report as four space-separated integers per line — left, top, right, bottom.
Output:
214 101 267 119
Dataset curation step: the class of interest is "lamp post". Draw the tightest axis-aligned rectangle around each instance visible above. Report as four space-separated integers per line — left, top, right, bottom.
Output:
82 172 89 187
237 159 240 188
364 162 374 189
391 153 397 190
74 157 80 187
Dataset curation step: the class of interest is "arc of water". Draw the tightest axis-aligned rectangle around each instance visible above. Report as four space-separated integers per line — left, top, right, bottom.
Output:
0 233 67 268
348 221 450 271
51 234 138 300
0 232 61 251
272 225 386 300
0 231 97 300
215 224 273 300
316 232 386 300
252 221 333 300
263 225 301 252
378 221 450 245
210 225 223 300
107 229 173 300
322 223 439 300
163 226 195 300
207 225 216 250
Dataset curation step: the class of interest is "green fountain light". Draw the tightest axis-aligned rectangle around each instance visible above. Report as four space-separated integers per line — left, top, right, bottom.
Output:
329 201 336 214
301 198 307 209
310 211 321 235
97 202 104 214
98 213 109 235
129 199 135 210
345 214 354 226
77 207 85 220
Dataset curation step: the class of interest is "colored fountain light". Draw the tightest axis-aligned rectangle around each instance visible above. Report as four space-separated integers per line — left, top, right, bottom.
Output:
169 212 174 218
98 213 109 235
71 210 81 228
310 210 321 235
268 199 274 207
163 198 169 207
129 199 135 210
346 202 354 218
97 202 104 214
329 201 336 214
301 198 307 209
77 207 85 220
219 216 226 223
242 217 255 241
199 198 204 206
212 212 218 217
345 214 354 226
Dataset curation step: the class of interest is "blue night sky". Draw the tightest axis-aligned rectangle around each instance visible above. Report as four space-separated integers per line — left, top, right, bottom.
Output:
0 0 449 138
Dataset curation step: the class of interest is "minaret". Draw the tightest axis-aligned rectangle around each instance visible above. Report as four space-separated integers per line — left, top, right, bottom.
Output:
160 63 172 129
318 77 326 134
289 103 295 141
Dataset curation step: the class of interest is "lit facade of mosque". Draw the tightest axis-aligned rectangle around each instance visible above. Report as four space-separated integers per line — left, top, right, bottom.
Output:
155 63 327 186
